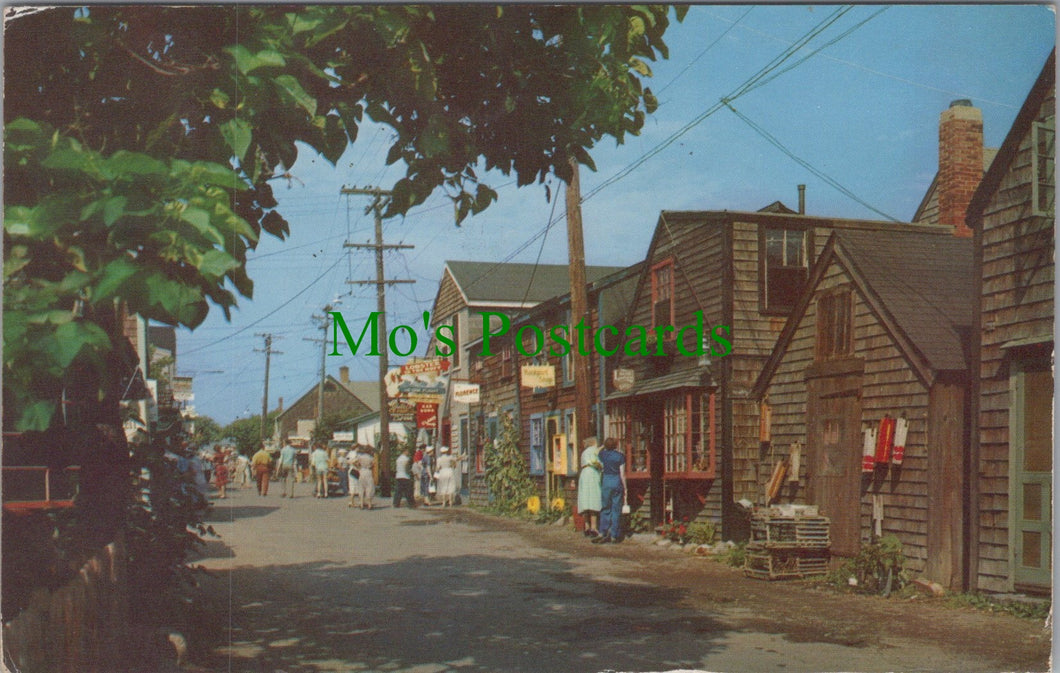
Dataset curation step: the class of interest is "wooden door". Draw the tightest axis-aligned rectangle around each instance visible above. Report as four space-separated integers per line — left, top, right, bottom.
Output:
806 376 863 557
926 382 965 590
1011 358 1052 589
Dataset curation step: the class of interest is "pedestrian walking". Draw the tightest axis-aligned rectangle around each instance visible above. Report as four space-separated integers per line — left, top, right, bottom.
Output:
235 451 250 488
251 443 273 496
420 446 435 506
435 446 463 507
213 450 230 499
329 447 348 497
392 448 416 508
577 436 603 537
411 445 425 502
351 445 376 509
346 448 361 507
311 443 330 498
278 437 298 498
593 438 627 544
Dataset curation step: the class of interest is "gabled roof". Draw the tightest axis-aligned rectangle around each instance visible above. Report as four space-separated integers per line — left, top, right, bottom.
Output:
757 200 798 214
444 260 624 305
463 262 644 347
276 374 375 422
911 149 998 224
754 228 975 396
339 379 381 413
967 49 1056 223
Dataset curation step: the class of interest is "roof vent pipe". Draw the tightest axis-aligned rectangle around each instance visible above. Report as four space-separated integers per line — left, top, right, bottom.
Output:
797 184 806 215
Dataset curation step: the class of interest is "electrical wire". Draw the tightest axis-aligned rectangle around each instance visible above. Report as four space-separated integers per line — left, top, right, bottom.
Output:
182 255 346 355
724 101 901 222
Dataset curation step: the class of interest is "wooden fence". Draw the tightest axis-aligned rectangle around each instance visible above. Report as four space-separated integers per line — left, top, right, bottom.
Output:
3 534 130 673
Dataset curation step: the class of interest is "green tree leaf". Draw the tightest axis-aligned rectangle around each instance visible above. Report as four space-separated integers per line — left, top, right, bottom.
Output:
180 207 224 246
220 119 252 162
198 249 239 279
51 320 112 369
273 74 317 117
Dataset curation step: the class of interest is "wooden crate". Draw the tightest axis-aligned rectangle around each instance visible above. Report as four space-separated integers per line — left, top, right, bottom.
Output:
744 545 830 580
750 515 830 548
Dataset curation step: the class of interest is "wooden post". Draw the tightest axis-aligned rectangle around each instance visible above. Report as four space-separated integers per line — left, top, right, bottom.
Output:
565 157 594 453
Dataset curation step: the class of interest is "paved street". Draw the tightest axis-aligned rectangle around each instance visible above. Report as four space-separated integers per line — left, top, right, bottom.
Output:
186 485 1049 673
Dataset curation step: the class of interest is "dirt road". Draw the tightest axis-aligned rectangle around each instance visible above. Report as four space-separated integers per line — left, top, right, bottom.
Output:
185 486 1049 672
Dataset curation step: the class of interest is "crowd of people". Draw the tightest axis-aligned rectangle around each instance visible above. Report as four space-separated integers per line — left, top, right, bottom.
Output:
178 434 628 541
193 436 467 510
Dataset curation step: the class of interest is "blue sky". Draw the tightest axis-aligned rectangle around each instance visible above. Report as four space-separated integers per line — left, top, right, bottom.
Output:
177 4 1056 426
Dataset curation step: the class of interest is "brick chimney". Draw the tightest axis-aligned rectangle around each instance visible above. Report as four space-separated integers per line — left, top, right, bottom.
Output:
339 365 350 384
938 99 983 237
277 397 284 413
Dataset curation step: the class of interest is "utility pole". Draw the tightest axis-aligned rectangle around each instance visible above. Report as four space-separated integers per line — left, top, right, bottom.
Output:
565 157 594 454
305 307 334 440
254 333 282 444
341 186 414 490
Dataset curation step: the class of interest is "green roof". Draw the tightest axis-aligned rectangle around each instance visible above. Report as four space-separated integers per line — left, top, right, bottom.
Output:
446 260 624 304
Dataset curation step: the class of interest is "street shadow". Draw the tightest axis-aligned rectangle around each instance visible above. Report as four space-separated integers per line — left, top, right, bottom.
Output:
203 505 280 523
187 553 728 673
192 537 236 562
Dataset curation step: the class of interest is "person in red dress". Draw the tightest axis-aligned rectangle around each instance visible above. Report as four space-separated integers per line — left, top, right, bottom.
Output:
213 450 230 499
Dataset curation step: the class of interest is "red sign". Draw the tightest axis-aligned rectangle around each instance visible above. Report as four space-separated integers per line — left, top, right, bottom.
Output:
416 403 439 429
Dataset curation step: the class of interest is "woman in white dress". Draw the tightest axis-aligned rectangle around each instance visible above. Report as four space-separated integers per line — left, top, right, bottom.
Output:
352 445 376 510
434 446 463 507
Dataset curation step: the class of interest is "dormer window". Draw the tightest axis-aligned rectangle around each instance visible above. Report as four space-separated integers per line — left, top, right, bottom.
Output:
760 226 810 314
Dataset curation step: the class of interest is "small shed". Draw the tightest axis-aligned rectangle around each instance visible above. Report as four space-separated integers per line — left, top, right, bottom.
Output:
753 227 974 590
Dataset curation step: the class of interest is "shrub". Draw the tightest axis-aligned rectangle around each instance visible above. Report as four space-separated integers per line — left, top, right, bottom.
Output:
483 413 536 513
688 520 717 545
722 542 747 568
826 535 907 596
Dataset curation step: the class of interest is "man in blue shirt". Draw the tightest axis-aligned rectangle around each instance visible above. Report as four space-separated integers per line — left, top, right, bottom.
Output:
278 438 297 498
593 438 627 544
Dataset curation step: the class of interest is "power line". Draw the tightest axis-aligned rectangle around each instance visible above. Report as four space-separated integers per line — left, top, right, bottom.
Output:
656 7 755 97
181 255 346 356
582 6 858 203
723 101 900 222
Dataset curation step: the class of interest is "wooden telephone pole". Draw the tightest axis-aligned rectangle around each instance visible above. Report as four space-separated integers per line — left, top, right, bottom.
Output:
565 157 594 451
254 333 282 443
341 186 414 489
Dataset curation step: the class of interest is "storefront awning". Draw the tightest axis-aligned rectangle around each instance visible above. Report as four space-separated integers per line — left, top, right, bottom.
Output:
606 368 704 401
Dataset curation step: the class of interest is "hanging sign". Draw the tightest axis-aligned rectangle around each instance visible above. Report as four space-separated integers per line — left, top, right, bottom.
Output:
612 368 635 392
385 358 449 401
416 403 439 429
521 365 556 389
388 399 415 423
452 382 481 404
172 376 194 402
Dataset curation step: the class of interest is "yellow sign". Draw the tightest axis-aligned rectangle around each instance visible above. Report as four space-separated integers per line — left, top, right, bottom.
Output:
521 364 556 388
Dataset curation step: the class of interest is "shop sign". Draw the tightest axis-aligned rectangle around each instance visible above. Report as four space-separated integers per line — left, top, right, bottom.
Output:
416 403 439 429
613 368 635 392
452 382 480 404
385 358 449 401
388 399 415 423
172 376 194 402
521 364 555 389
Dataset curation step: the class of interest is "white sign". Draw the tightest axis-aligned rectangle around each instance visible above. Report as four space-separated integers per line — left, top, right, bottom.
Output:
613 368 635 392
452 383 481 404
521 365 556 389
